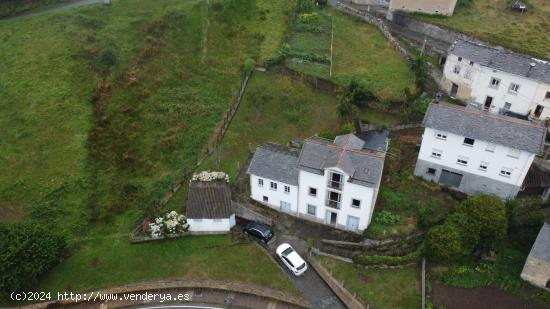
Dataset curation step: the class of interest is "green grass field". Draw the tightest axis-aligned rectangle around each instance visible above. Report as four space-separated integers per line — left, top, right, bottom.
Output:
0 0 298 296
331 10 416 103
199 70 340 180
319 256 420 308
413 0 550 59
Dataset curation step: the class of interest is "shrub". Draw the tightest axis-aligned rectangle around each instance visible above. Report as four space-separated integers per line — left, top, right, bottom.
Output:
458 195 507 247
417 202 449 228
425 222 466 262
243 58 256 74
96 48 117 67
354 246 422 266
0 222 67 293
296 12 324 32
373 210 400 226
411 56 428 92
296 0 314 13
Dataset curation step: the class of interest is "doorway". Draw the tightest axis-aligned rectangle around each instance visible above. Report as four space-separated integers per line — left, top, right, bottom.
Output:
534 105 544 119
439 169 463 188
450 83 458 97
484 96 493 111
346 216 359 232
325 211 337 225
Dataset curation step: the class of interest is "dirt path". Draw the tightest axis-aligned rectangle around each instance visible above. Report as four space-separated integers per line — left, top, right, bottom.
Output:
0 0 104 21
431 281 549 309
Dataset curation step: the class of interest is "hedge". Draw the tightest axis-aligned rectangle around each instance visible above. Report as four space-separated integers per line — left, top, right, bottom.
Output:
353 247 422 266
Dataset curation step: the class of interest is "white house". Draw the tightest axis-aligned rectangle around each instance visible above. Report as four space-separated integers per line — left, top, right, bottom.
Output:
414 102 546 199
186 176 236 234
247 131 389 233
441 39 550 119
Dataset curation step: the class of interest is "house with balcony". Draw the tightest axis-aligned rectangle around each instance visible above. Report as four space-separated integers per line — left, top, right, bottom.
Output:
441 39 550 120
247 131 389 233
415 102 546 199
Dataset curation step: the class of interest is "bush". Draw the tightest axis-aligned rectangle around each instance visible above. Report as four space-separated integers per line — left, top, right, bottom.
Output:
296 0 314 13
354 246 422 266
417 202 449 228
425 222 466 262
96 48 117 67
0 222 67 294
243 58 256 74
296 12 324 33
458 195 507 247
373 210 400 226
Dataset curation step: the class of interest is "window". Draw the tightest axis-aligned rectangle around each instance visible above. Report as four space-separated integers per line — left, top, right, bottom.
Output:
469 61 474 66
458 57 462 62
463 137 475 146
504 102 512 111
307 204 316 216
328 172 344 190
508 148 520 158
479 161 489 171
431 149 442 159
309 187 317 197
489 77 501 89
263 196 268 202
435 132 447 140
258 178 264 187
457 156 469 166
284 185 290 194
427 168 436 175
270 182 277 191
500 167 513 177
485 143 496 152
453 65 461 74
351 199 361 208
545 91 550 100
508 83 520 94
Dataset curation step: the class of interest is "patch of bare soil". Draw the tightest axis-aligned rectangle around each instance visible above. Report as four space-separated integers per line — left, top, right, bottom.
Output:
431 281 549 309
0 202 25 221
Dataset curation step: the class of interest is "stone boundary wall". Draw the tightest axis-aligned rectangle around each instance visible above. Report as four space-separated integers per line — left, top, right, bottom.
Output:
360 121 422 132
19 279 309 309
309 254 367 309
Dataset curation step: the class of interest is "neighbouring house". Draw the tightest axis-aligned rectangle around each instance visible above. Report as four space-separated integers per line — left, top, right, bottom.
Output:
441 39 550 120
521 223 550 290
351 0 390 7
414 102 546 199
387 0 457 19
247 131 389 233
186 172 236 234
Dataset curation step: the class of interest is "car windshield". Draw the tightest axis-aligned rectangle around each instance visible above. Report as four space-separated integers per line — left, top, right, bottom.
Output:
282 247 293 256
297 263 306 270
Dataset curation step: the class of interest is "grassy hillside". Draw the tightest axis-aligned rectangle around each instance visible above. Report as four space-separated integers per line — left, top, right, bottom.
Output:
413 0 550 60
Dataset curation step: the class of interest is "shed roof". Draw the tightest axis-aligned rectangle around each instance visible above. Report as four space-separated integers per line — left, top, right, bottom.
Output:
186 180 232 219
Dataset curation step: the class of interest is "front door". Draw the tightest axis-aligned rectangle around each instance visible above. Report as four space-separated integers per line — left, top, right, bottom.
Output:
450 83 458 97
325 211 337 225
280 201 291 213
439 169 463 188
484 96 493 111
534 105 544 118
346 216 359 232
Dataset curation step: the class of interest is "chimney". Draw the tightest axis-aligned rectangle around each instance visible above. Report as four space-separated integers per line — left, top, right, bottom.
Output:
527 62 536 77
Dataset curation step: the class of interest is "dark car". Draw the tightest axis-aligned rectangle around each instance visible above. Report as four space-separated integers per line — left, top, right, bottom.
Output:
243 221 274 243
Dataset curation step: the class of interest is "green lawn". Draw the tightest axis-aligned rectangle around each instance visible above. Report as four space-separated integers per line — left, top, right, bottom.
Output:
1 0 299 297
331 10 416 103
413 0 550 59
319 256 420 308
199 70 341 180
37 234 299 295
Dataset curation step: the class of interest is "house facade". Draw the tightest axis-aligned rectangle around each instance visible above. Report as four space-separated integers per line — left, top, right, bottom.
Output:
388 0 457 17
186 175 236 234
248 132 389 233
415 102 546 199
441 39 550 119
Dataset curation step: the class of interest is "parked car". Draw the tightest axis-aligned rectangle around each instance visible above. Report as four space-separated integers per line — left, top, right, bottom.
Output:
276 243 307 276
243 221 274 243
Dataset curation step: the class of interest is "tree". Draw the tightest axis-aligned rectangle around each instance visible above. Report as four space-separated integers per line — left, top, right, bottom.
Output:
457 194 507 247
426 223 466 262
0 222 67 294
411 56 428 93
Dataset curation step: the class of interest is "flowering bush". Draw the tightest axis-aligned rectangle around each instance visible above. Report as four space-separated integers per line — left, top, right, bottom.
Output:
192 171 229 183
146 211 188 238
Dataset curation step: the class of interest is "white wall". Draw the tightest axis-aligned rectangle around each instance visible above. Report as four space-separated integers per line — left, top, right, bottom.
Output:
532 82 550 120
297 169 375 232
249 174 298 214
418 127 534 187
443 54 540 116
188 215 235 233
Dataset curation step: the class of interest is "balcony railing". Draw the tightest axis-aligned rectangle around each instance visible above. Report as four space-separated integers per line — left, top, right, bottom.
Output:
325 199 341 209
327 180 343 191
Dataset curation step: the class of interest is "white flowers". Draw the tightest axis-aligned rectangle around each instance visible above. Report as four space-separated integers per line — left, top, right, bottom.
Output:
147 211 189 238
192 171 229 183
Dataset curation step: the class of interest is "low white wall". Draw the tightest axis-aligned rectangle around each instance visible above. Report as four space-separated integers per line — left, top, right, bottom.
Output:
188 217 232 233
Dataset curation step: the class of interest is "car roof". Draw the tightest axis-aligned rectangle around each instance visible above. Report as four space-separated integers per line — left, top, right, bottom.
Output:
286 250 305 266
249 222 271 232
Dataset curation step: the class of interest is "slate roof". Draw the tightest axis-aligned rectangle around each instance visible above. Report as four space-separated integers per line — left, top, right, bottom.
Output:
298 134 387 188
186 180 232 219
449 39 550 84
358 130 390 152
529 223 550 262
423 102 546 154
247 143 300 186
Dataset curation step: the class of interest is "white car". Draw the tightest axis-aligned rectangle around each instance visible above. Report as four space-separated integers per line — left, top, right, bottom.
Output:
276 243 308 276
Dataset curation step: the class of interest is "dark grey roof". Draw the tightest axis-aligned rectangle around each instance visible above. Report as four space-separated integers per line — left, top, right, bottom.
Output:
530 223 550 262
450 39 550 84
358 130 390 152
186 180 232 219
247 143 300 186
423 103 546 154
298 134 386 188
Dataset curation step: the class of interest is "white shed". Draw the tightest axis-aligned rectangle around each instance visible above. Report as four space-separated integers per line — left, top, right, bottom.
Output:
186 179 235 234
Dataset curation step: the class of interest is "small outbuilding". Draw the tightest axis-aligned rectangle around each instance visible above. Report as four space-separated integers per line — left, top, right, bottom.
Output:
185 172 235 234
521 223 550 290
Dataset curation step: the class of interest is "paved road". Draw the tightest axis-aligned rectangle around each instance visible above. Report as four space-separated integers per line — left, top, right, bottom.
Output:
267 235 346 309
0 0 104 21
